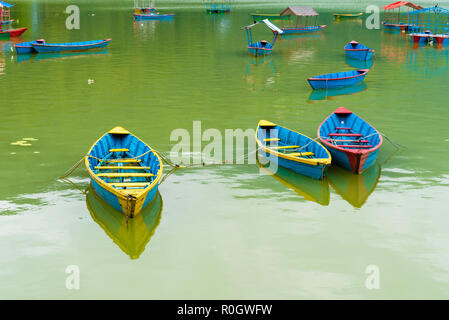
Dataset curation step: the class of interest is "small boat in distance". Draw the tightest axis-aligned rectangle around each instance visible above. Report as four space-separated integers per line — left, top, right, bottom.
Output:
256 120 331 180
333 13 363 18
276 6 326 35
31 39 111 53
133 11 175 20
318 107 383 174
344 41 375 60
14 39 45 55
85 126 163 218
242 19 283 56
0 27 27 39
307 69 369 90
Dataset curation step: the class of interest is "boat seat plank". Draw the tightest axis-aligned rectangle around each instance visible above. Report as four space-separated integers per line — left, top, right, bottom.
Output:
95 166 149 170
270 145 300 150
335 127 352 130
329 133 362 137
109 148 129 152
288 152 315 157
105 159 141 163
98 173 154 178
339 145 373 148
326 139 370 143
111 182 150 187
263 138 280 142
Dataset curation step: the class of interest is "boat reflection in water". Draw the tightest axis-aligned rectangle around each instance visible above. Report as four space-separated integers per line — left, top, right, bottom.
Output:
86 187 163 259
244 55 277 90
256 156 330 206
309 82 367 101
33 49 109 62
345 56 374 69
327 162 381 208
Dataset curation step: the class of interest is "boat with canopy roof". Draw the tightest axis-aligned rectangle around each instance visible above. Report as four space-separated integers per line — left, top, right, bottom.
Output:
242 19 283 56
276 6 326 35
382 1 423 32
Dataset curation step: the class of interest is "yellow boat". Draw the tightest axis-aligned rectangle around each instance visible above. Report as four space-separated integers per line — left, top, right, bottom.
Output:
85 127 163 218
333 13 363 18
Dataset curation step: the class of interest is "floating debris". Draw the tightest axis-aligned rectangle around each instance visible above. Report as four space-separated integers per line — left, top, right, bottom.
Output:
10 140 32 146
10 152 16 155
33 151 40 154
22 138 38 141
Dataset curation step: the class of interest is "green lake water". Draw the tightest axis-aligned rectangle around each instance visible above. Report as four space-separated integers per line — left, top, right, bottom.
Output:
1 0 449 299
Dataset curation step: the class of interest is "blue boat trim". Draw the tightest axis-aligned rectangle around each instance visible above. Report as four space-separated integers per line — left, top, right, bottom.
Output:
344 40 375 61
307 69 369 90
31 39 112 53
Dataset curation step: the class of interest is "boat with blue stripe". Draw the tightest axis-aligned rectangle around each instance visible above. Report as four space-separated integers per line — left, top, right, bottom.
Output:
344 41 375 60
85 127 163 218
318 107 383 174
256 120 331 180
133 13 174 20
307 69 369 90
31 38 111 53
242 19 283 56
14 39 45 55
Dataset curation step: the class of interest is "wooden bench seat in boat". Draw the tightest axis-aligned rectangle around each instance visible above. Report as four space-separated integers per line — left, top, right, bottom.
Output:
105 159 141 163
326 139 369 143
111 182 150 188
328 133 362 137
335 127 352 130
270 145 300 150
95 166 150 170
288 152 314 157
109 148 129 152
97 173 154 178
339 145 373 148
263 138 280 142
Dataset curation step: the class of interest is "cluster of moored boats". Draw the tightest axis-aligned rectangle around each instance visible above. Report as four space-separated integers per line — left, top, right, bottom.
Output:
86 106 382 218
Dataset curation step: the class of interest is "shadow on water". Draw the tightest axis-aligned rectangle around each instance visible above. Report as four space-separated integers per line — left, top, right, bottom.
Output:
327 162 381 208
86 187 163 259
308 82 367 101
256 156 330 206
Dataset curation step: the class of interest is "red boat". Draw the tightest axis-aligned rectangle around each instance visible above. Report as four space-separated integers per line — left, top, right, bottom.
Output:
0 27 27 38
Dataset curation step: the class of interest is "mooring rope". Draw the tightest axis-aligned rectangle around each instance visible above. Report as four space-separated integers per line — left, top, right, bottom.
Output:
59 156 86 179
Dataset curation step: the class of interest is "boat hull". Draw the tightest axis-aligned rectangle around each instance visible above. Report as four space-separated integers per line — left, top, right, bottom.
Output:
308 69 369 90
15 40 45 55
256 120 331 180
334 13 363 18
133 13 175 20
85 127 163 218
345 49 374 60
248 41 273 56
317 107 382 174
0 27 27 39
31 39 111 53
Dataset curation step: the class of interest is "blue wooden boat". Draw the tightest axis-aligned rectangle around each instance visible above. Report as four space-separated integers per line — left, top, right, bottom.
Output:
1 19 13 25
317 107 383 174
31 38 111 53
256 120 331 180
85 127 163 218
307 69 369 90
344 41 375 60
14 39 45 55
242 19 283 56
133 13 174 21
